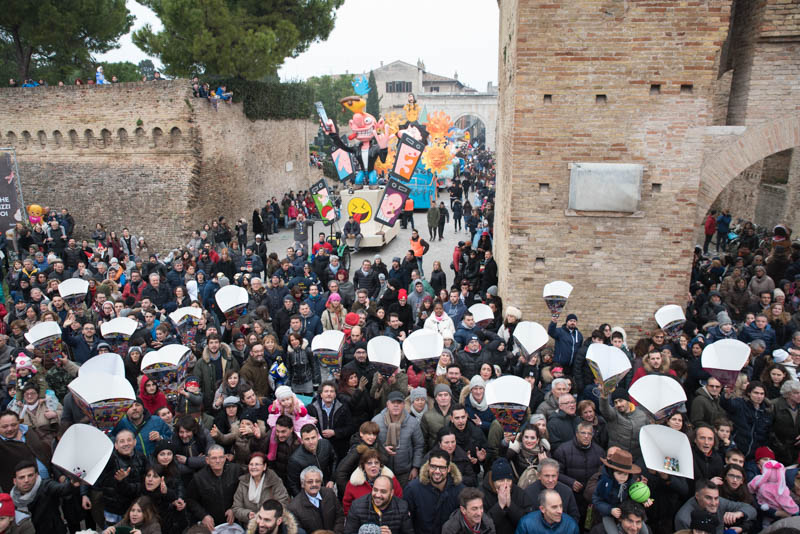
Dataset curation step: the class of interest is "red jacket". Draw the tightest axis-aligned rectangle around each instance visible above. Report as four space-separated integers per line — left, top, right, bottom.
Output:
122 280 148 303
704 215 717 236
342 467 403 515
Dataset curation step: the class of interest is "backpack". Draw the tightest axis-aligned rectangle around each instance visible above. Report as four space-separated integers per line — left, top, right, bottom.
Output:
516 464 539 489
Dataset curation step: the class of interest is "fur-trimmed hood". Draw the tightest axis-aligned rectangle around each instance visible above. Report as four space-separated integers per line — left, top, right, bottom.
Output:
349 465 396 486
642 352 672 374
418 458 463 486
247 509 300 534
201 341 233 363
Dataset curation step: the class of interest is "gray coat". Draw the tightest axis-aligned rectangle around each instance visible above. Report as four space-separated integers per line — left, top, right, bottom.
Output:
372 408 425 476
598 396 649 459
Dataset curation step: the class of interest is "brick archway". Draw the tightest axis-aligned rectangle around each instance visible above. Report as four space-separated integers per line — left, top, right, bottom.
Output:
697 116 800 220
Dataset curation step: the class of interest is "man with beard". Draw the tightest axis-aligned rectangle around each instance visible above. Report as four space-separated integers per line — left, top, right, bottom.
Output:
112 397 173 456
403 449 465 534
252 499 302 534
346 475 413 534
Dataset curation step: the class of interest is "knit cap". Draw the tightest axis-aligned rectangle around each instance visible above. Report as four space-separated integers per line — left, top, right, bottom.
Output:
469 376 486 389
0 493 14 518
491 458 513 482
433 383 452 398
275 385 294 400
410 387 427 401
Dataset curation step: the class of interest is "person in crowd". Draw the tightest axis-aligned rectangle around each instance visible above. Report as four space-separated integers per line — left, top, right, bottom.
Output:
481 458 535 533
307 380 354 460
403 448 466 534
720 380 773 459
553 421 604 504
287 465 344 534
112 398 173 457
232 452 289 523
342 447 403 515
589 500 649 534
597 388 648 459
515 489 579 534
11 460 77 534
344 475 413 534
186 445 242 531
674 479 756 533
523 458 580 524
286 423 336 496
250 500 302 534
441 487 496 534
102 496 162 534
372 391 424 487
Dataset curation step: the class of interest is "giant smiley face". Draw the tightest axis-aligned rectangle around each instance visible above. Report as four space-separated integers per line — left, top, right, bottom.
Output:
347 197 372 223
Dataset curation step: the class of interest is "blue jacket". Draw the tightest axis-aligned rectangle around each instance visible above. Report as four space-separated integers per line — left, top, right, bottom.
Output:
592 467 630 517
706 325 737 344
547 322 583 368
717 213 732 234
454 321 480 346
64 331 100 365
403 462 465 534
720 395 773 458
738 323 777 352
305 294 326 317
515 511 579 534
112 412 173 456
444 300 468 325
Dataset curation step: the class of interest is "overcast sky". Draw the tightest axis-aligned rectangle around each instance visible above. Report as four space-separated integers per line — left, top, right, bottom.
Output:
96 0 500 91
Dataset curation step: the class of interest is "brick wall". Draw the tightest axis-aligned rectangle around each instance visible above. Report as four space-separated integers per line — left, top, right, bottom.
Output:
755 183 788 229
0 81 314 252
496 0 731 335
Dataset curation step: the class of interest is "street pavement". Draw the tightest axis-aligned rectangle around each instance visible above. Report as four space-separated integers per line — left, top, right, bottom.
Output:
264 191 467 287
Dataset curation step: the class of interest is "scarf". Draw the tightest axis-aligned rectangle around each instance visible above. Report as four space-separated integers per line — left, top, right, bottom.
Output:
519 441 545 466
248 474 265 503
469 393 488 412
18 402 40 422
10 476 41 514
409 402 428 419
436 364 447 376
383 410 404 449
461 511 482 534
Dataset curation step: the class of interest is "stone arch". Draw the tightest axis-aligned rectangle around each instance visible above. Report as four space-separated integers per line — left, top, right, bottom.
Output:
68 130 79 148
100 129 112 148
152 127 163 147
52 130 63 148
117 128 128 147
453 112 488 144
697 116 800 221
84 129 94 148
5 132 16 146
37 130 47 148
21 131 32 149
169 127 182 147
135 127 146 147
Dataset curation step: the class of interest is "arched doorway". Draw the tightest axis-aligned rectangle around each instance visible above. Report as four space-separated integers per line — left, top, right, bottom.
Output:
454 114 486 147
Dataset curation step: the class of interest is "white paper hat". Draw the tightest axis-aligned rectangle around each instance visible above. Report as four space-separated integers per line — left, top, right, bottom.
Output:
542 281 573 299
24 321 62 345
403 329 444 361
78 352 125 378
654 305 686 338
367 336 401 376
512 321 548 358
100 317 138 339
141 344 192 396
629 375 686 421
142 344 192 370
58 278 89 299
311 330 346 353
486 375 532 433
52 423 113 485
169 306 202 325
485 375 532 407
639 424 694 479
215 285 249 314
67 373 135 429
468 303 494 326
701 339 751 387
586 344 631 393
773 349 790 364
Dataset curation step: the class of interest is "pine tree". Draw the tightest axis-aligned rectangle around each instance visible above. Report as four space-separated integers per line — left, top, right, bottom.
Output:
367 70 381 117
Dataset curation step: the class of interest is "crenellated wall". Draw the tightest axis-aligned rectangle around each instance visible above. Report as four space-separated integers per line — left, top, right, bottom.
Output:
0 80 316 251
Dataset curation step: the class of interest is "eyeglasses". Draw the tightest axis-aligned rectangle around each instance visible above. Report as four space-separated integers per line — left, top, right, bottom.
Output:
706 384 721 389
653 335 665 339
726 474 743 481
429 464 448 472
559 400 576 406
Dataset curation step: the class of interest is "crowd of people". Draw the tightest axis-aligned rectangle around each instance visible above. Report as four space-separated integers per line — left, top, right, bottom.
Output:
9 69 166 89
1 144 799 534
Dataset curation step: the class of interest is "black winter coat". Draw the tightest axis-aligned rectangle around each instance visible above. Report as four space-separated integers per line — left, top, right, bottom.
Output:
720 395 774 458
286 438 337 496
186 463 242 525
547 410 579 452
552 437 604 487
308 396 356 460
771 397 800 465
402 461 465 534
344 494 413 534
99 450 149 515
481 478 534 533
692 444 724 493
27 478 75 534
287 487 344 534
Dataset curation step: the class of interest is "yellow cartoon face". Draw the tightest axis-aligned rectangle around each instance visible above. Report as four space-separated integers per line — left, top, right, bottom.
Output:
347 197 372 223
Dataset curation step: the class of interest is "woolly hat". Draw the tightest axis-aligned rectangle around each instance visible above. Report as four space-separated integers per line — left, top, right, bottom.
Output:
491 458 513 482
469 376 486 389
774 349 790 364
345 312 360 327
716 311 732 326
755 446 775 462
611 388 629 402
153 440 174 456
410 387 427 401
14 355 36 374
275 385 294 400
218 276 230 287
774 288 786 300
184 376 200 389
0 493 15 518
506 306 522 320
529 414 546 425
96 342 112 352
326 292 341 304
392 257 401 263
128 346 143 356
486 285 498 297
222 396 240 407
566 313 578 322
398 289 408 299
358 524 381 534
433 383 452 398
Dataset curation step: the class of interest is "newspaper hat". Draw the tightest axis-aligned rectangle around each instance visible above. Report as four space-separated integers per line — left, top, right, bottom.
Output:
215 285 248 313
52 423 114 485
141 344 192 397
543 280 573 316
701 339 751 387
654 305 686 339
512 321 548 358
468 303 494 326
639 424 694 479
403 329 444 373
367 336 401 378
311 330 345 369
58 278 89 300
586 344 631 394
486 375 532 433
67 373 135 430
99 317 138 340
78 352 125 378
24 321 63 370
629 374 686 421
169 306 202 325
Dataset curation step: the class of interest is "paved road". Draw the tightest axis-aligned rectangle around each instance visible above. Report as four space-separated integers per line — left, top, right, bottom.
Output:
264 191 467 288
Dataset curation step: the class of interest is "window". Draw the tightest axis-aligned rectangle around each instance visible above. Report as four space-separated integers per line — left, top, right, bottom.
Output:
430 86 440 93
386 81 412 93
